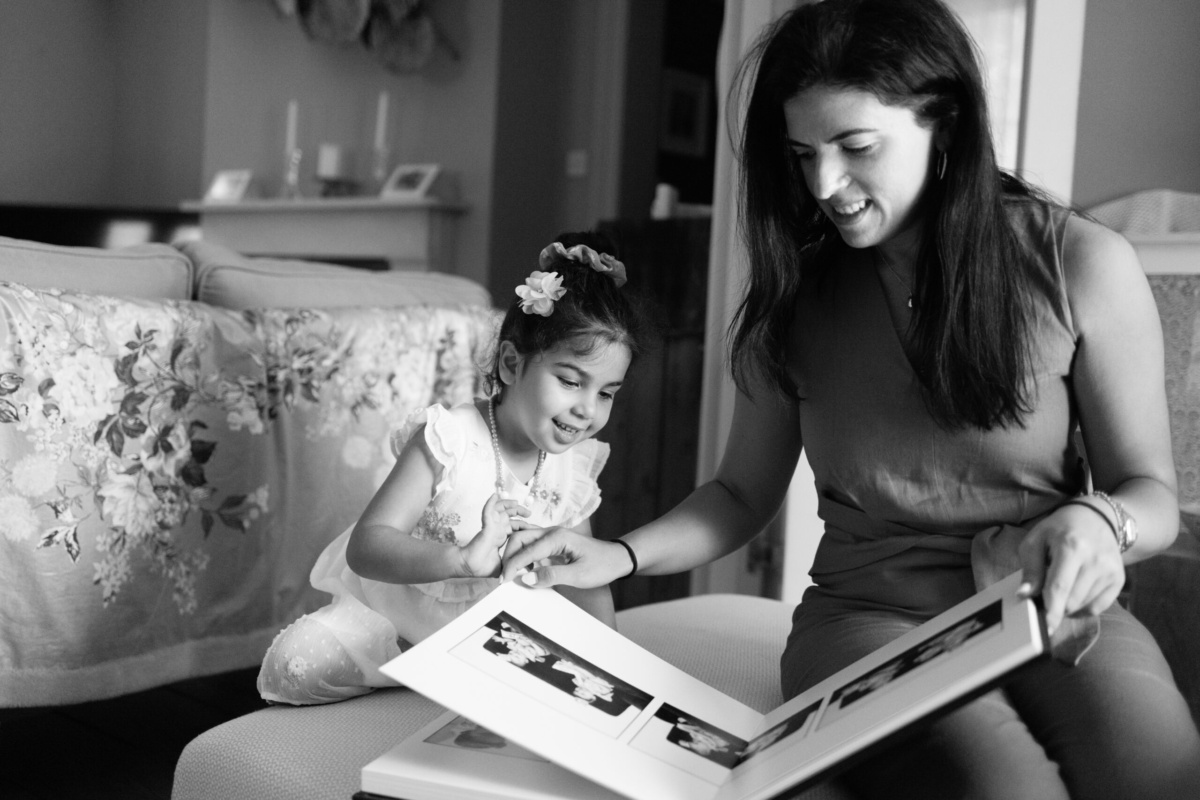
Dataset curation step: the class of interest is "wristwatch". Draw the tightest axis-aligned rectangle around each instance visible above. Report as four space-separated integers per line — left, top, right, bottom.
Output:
1092 491 1138 553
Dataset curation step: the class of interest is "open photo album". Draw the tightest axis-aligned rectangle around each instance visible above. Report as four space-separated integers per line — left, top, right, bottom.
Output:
361 571 1046 800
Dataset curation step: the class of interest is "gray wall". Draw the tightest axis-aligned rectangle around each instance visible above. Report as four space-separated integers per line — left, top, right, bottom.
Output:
1072 0 1200 208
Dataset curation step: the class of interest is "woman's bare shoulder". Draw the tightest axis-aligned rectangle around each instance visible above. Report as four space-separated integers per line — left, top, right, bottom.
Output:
1061 214 1147 331
1062 214 1141 279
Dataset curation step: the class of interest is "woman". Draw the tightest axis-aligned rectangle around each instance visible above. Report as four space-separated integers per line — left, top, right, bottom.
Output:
503 1 1200 796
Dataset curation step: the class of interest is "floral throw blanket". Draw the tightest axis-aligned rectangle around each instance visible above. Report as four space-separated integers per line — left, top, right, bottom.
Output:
0 282 497 706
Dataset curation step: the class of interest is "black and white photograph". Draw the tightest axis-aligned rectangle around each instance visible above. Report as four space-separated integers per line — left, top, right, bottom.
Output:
6 2 1197 799
451 610 653 737
627 701 749 786
423 714 547 762
734 699 822 767
660 703 748 769
820 600 1002 729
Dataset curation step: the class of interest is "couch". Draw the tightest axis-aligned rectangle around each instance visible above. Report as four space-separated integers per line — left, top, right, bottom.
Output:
0 235 497 708
172 592 856 800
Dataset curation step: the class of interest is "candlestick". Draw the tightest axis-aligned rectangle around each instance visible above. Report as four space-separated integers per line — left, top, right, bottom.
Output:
285 99 298 156
280 147 302 199
374 91 389 152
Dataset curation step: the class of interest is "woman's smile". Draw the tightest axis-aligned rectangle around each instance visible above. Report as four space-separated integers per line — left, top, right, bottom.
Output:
826 198 872 226
784 86 938 254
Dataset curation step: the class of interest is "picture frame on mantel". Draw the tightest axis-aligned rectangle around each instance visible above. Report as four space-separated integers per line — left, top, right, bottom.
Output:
205 170 254 203
380 163 441 200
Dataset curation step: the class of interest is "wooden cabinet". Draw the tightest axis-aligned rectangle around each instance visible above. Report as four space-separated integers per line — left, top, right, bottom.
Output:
594 218 710 610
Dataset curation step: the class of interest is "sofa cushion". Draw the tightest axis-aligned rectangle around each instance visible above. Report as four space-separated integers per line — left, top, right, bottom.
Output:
180 240 492 310
0 235 193 300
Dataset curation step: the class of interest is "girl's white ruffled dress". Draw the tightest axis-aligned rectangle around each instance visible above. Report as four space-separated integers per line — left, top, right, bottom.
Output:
258 402 608 704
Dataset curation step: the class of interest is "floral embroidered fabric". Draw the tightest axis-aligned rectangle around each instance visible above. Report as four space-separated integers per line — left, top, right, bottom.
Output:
0 281 496 705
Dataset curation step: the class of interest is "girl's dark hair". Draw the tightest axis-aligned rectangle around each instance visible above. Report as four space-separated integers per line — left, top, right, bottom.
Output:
486 230 653 392
731 0 1049 429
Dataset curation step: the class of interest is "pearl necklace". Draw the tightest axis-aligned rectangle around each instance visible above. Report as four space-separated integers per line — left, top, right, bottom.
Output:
487 396 545 497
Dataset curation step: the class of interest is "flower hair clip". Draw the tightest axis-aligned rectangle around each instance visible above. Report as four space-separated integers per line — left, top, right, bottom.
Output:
515 270 566 317
538 242 628 288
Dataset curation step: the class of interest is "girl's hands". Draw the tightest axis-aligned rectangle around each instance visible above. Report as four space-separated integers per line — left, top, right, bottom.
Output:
500 527 631 589
459 493 530 578
1018 501 1126 635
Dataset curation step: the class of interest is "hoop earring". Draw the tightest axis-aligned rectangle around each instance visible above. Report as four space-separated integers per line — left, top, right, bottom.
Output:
936 151 948 181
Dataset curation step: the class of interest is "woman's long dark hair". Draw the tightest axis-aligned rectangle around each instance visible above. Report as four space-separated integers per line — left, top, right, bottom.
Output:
731 0 1046 430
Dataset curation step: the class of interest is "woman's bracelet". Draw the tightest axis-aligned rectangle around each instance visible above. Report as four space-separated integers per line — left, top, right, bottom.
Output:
1091 491 1139 553
613 538 638 579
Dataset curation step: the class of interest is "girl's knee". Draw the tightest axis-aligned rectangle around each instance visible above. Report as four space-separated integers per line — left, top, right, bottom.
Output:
258 616 370 706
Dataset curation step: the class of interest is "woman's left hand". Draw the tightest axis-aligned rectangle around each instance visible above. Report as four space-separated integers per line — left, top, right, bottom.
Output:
1018 501 1125 634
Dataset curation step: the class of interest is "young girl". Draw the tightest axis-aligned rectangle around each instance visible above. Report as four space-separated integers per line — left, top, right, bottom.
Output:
258 231 651 705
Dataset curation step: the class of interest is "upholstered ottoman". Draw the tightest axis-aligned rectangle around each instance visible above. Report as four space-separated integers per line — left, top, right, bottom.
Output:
171 593 853 800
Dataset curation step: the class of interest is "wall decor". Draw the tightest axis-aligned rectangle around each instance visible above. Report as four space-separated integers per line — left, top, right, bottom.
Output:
205 170 254 203
272 0 459 74
380 163 441 199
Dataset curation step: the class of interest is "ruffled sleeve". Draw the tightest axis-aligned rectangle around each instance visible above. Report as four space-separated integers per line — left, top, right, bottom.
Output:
560 438 610 529
390 404 466 497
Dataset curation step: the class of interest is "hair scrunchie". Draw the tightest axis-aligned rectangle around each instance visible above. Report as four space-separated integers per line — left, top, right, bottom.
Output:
538 242 628 288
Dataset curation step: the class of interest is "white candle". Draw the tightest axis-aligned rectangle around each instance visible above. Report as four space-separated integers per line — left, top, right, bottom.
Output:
374 91 389 151
285 99 298 155
316 143 343 179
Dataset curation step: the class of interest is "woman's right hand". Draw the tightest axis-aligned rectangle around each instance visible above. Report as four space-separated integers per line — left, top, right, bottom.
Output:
500 527 632 589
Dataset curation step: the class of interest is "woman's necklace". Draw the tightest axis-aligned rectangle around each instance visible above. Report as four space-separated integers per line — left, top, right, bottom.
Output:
878 254 914 308
488 396 546 497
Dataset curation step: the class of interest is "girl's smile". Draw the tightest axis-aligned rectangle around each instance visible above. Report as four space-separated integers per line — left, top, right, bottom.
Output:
495 338 632 462
551 417 584 444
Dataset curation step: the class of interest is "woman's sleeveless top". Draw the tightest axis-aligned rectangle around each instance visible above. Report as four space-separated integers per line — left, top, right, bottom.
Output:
788 200 1085 615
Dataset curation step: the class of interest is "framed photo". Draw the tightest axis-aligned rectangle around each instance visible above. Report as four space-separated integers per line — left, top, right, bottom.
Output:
380 163 441 199
204 170 253 203
659 69 711 158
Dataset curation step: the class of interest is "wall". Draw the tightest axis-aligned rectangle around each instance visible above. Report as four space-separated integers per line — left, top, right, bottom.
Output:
0 1 119 206
617 0 667 220
1073 0 1200 208
111 0 208 208
486 0 630 302
486 1 573 300
201 0 500 286
0 0 622 292
0 0 502 286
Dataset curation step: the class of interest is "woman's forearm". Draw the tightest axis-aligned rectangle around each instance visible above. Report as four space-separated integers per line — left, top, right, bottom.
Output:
555 585 616 628
622 478 781 577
